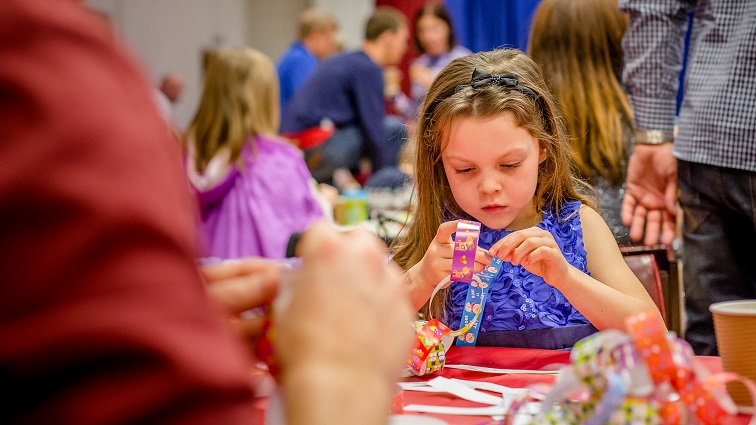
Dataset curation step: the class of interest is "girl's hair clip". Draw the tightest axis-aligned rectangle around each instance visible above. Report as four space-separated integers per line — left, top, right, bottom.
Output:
425 68 551 133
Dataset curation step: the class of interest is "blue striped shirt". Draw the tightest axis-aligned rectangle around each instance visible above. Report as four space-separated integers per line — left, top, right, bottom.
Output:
620 0 756 172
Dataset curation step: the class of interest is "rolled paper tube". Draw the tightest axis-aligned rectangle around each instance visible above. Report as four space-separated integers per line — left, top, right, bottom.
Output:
570 332 610 393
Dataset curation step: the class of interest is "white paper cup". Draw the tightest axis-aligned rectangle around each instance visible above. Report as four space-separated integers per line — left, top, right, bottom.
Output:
710 299 756 410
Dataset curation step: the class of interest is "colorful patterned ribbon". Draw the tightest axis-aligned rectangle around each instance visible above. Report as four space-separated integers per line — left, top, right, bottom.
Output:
408 319 454 375
450 220 481 283
456 257 502 346
505 311 756 424
407 220 486 375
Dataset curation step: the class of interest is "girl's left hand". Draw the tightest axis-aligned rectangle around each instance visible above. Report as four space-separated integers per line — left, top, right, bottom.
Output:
488 227 570 289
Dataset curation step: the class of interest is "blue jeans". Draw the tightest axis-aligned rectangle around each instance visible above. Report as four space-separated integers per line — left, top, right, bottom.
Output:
304 116 407 184
678 160 756 355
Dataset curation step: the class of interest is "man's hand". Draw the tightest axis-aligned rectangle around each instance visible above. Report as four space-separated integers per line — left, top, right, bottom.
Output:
275 221 414 425
621 143 678 245
201 259 283 351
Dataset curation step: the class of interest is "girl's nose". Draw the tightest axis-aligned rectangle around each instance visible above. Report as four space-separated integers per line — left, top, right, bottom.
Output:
479 170 502 194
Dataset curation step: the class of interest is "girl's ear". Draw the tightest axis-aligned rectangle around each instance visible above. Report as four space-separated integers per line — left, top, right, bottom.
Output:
538 142 547 164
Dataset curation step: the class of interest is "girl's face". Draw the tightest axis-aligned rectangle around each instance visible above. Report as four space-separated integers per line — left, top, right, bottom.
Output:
417 14 450 56
442 112 546 230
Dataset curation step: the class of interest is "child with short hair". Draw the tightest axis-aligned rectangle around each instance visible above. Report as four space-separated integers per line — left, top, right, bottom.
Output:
185 47 323 260
392 49 659 349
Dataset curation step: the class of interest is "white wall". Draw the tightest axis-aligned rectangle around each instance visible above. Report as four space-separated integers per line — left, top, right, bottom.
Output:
86 0 249 129
313 0 373 50
85 0 373 130
247 1 307 61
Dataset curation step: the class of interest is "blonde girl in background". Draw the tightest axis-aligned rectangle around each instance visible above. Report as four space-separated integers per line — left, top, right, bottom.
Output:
185 47 323 260
392 49 658 349
529 0 633 244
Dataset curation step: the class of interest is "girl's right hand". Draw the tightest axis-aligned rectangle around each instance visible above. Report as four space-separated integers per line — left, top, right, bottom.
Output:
413 220 491 292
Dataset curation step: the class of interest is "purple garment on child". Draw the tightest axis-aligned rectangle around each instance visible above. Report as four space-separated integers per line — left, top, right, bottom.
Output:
448 201 591 339
191 136 323 260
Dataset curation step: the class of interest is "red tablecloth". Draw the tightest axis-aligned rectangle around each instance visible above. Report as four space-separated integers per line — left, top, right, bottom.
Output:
400 346 751 425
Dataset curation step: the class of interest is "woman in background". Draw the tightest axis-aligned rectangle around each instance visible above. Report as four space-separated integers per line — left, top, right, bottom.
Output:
529 0 632 244
185 47 323 260
409 2 471 107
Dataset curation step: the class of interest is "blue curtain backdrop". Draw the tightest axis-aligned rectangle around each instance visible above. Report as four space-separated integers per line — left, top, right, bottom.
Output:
444 0 541 53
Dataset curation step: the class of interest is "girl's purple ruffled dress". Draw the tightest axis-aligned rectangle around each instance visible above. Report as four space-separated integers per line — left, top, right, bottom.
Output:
447 201 597 349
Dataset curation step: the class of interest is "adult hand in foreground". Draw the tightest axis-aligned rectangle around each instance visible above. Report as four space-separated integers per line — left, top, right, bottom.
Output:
202 259 283 353
276 221 414 425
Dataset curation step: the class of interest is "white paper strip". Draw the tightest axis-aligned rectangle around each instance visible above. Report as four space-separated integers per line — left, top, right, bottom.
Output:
402 401 541 418
452 378 543 400
402 404 508 416
399 379 535 399
426 376 504 405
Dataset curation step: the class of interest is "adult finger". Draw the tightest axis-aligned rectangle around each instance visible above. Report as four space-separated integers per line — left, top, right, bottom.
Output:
664 170 679 216
621 193 638 227
207 270 280 315
235 314 269 340
298 221 389 289
628 204 647 242
661 210 677 246
202 258 284 283
643 209 662 246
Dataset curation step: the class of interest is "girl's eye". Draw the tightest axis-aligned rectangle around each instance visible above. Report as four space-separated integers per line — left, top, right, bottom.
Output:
502 162 521 169
455 168 473 174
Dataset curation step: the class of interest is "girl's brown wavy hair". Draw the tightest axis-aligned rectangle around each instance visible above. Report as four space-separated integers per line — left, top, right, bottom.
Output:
391 49 593 320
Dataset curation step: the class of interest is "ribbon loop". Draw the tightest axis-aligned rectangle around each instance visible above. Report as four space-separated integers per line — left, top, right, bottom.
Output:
508 311 756 424
407 220 487 375
470 68 519 89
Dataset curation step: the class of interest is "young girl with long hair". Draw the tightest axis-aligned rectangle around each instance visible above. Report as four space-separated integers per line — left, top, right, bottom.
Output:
529 0 633 243
185 47 323 260
392 49 658 349
410 2 471 105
